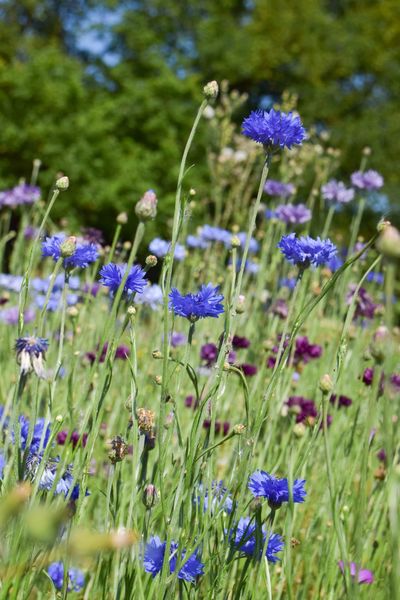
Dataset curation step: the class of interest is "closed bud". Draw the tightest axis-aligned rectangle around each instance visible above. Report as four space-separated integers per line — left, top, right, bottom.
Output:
231 236 241 249
203 80 219 99
233 424 246 435
135 190 158 221
106 436 128 464
236 295 246 314
143 484 159 509
319 374 333 394
154 375 162 385
376 224 400 258
67 306 79 318
189 188 196 196
293 422 306 438
56 176 69 190
60 236 77 258
127 306 136 316
363 146 372 156
152 349 163 359
55 414 63 423
117 212 128 225
145 255 158 267
137 408 155 433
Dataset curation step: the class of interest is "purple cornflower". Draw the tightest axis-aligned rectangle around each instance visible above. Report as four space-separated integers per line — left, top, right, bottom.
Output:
200 225 231 247
242 109 306 149
330 394 352 408
170 332 186 347
99 263 147 298
237 232 259 253
390 374 400 390
294 336 322 364
248 471 306 507
149 238 186 261
186 235 210 249
200 343 218 366
270 299 289 319
286 396 318 424
230 517 284 562
57 430 88 449
169 284 224 321
0 306 35 325
239 363 258 377
377 448 387 463
203 419 230 436
278 233 337 268
24 226 39 240
274 204 311 225
362 367 374 386
351 170 383 191
15 336 49 378
338 561 374 585
0 184 41 208
346 285 377 319
143 536 204 583
232 335 251 349
264 179 295 198
321 180 355 204
42 234 98 269
47 562 85 591
81 227 104 245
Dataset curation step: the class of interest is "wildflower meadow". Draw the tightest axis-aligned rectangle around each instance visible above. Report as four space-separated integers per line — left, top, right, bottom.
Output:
0 81 399 599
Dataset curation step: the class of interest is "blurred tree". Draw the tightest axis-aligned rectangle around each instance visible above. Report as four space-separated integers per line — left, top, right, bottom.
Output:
0 0 399 241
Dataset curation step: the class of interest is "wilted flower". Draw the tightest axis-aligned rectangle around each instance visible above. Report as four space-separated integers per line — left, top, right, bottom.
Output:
15 336 49 378
107 436 128 464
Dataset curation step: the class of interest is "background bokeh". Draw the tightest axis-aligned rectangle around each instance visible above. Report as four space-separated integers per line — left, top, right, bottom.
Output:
0 0 399 239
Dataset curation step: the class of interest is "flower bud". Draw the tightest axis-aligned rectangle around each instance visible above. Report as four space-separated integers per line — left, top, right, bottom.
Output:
67 306 79 318
319 374 333 395
106 436 128 464
154 375 162 385
203 80 219 99
376 224 400 259
231 236 241 249
60 236 77 258
135 190 158 221
127 306 136 316
293 422 306 438
145 255 158 268
117 212 128 225
233 424 246 435
137 408 155 433
152 349 162 359
56 176 69 190
142 484 159 509
236 295 246 314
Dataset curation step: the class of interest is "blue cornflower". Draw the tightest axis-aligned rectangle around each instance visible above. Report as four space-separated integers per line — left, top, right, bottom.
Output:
99 263 147 298
19 416 51 453
0 274 23 292
186 235 210 249
200 225 231 247
47 562 85 592
237 232 259 253
42 234 98 269
15 336 49 377
0 452 5 479
149 238 186 261
26 453 82 500
274 204 311 225
0 184 41 208
230 517 284 562
248 471 306 507
278 233 337 268
242 109 306 149
144 536 204 583
135 284 163 310
264 179 295 198
193 481 233 514
169 284 224 321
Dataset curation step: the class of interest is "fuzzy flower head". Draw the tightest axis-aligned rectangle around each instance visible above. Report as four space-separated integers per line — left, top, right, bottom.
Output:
242 109 306 150
143 536 204 583
321 180 355 204
42 234 98 269
15 336 49 378
47 562 85 592
278 233 337 268
248 470 306 508
351 170 383 191
274 203 311 225
230 517 284 562
99 263 147 298
169 284 224 321
264 179 295 198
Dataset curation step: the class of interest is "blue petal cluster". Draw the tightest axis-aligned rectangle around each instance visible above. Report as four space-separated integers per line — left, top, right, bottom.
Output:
264 179 295 198
42 234 99 269
144 536 204 583
274 204 311 225
230 517 284 562
47 562 85 592
15 336 48 356
278 233 337 267
193 481 233 514
99 263 147 298
169 284 224 321
242 109 306 149
248 471 306 506
149 238 186 261
351 170 383 190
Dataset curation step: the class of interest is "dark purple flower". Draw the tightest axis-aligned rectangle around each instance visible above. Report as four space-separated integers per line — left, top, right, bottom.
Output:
81 227 104 245
203 419 230 436
200 343 218 366
239 363 258 377
377 448 387 463
270 299 289 319
390 374 400 390
362 367 374 386
57 430 88 449
346 285 377 319
294 336 322 364
286 396 318 423
232 335 251 349
330 394 352 408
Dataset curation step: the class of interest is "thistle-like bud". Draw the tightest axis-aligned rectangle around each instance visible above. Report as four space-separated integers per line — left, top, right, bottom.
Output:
117 212 128 225
319 374 333 395
203 80 219 99
137 408 156 433
376 224 400 259
142 484 159 509
107 436 128 464
135 190 158 221
56 176 69 190
60 236 77 258
145 255 158 268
